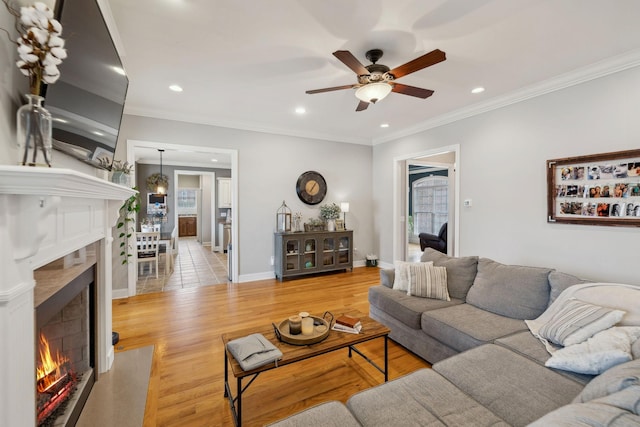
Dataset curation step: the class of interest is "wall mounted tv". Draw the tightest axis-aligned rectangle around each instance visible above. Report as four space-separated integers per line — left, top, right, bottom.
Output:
43 0 128 170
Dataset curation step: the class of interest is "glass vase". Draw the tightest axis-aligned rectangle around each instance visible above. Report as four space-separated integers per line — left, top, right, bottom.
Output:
17 94 52 167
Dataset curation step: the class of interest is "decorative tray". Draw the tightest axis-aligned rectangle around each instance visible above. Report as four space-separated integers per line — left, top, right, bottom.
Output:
274 312 333 346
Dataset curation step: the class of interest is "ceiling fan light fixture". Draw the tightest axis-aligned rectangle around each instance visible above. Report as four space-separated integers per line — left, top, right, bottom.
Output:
355 82 392 104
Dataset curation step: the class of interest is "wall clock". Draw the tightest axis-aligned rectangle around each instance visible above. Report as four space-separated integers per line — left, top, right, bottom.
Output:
296 171 327 205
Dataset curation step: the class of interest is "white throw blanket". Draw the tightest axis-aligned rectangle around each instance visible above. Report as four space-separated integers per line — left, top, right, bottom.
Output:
526 282 640 354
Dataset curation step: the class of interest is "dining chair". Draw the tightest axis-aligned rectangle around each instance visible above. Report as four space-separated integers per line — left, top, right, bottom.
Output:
136 232 160 278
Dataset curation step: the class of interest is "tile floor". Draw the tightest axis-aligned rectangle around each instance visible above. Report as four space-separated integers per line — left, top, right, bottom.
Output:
136 237 228 295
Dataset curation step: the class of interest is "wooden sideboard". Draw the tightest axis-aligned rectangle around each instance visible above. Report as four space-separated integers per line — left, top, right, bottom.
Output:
274 230 353 280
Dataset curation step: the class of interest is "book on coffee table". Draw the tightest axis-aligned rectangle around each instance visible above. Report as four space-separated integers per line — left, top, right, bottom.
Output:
332 315 363 334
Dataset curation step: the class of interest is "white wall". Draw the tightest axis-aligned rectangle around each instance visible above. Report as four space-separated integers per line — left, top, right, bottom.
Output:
117 115 374 279
374 66 640 285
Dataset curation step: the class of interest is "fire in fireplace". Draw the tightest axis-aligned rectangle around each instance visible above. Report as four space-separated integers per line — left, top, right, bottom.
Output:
36 332 78 425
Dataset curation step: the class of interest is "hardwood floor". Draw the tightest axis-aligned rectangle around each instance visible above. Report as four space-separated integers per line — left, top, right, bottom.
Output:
112 267 431 426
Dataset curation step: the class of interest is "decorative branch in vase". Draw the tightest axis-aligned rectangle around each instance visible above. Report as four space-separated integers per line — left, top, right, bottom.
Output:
2 1 67 166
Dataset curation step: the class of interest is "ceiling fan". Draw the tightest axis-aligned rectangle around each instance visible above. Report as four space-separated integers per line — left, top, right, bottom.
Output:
306 48 446 111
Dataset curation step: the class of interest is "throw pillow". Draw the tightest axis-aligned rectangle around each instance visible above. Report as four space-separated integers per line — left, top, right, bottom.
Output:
538 299 626 347
545 327 640 375
573 358 640 403
407 263 450 301
392 261 433 291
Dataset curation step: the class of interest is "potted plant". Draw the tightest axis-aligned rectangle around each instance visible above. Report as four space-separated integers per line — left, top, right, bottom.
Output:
319 203 341 231
97 158 133 186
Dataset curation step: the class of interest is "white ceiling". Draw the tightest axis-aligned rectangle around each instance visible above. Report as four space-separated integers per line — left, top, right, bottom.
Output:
106 0 640 165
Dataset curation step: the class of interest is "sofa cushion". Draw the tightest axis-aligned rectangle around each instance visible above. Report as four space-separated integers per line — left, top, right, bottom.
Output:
574 358 640 403
407 263 450 301
346 368 509 427
433 344 584 426
420 248 479 300
265 401 361 427
368 285 463 329
466 258 553 320
421 304 527 353
529 387 640 426
548 271 588 306
537 299 626 347
495 331 593 384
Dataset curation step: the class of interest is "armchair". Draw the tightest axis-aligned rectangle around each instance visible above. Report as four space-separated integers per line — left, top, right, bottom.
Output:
418 222 447 253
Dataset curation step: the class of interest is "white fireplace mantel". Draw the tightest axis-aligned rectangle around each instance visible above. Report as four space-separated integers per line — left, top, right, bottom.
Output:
0 165 135 427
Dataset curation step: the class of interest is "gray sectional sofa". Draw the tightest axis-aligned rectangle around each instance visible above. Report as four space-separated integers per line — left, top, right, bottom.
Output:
269 249 640 426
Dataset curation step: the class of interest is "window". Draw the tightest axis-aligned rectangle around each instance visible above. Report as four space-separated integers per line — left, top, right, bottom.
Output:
412 176 448 237
177 189 197 214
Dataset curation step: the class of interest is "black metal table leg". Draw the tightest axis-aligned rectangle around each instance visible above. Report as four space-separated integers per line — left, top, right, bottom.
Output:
384 335 388 382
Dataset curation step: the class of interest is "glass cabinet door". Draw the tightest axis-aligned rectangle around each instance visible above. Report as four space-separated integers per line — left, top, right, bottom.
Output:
303 238 316 269
322 237 335 267
284 238 300 272
337 235 350 266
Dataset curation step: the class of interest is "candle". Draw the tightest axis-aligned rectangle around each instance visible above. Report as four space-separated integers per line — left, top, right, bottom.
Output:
301 317 314 335
289 315 302 335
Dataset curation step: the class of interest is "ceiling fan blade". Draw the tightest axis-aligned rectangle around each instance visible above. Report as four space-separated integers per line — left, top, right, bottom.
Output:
306 84 357 94
388 49 446 79
392 83 434 99
356 100 369 112
333 50 369 75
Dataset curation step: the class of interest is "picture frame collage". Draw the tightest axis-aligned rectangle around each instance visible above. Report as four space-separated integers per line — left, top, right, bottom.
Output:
547 149 640 227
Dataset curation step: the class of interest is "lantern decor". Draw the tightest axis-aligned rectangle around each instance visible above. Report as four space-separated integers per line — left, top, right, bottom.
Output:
276 200 292 232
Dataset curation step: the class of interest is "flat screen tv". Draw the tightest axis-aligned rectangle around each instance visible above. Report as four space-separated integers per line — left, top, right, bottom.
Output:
43 0 128 170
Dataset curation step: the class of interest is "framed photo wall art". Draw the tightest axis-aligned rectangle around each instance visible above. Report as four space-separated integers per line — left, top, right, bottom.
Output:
547 149 640 227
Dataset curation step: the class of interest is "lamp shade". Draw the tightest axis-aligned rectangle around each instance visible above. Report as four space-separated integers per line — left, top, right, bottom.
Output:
340 202 350 213
355 83 392 104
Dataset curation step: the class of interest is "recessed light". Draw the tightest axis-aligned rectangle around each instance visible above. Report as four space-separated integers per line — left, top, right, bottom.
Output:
471 87 485 94
380 123 389 128
92 131 104 136
53 117 68 123
111 66 126 76
169 85 183 92
211 158 218 162
295 107 306 115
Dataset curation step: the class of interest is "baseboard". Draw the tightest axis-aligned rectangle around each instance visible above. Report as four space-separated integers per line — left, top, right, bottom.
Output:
239 264 369 283
112 288 129 299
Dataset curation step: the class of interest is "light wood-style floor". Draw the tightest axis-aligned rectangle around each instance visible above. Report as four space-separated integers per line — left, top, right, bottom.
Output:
113 267 431 427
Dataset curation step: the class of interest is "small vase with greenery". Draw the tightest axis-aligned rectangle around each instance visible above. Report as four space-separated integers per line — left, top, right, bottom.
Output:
319 203 341 231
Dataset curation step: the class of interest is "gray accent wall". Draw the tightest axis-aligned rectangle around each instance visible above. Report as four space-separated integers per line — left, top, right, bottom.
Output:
373 65 640 285
116 115 375 280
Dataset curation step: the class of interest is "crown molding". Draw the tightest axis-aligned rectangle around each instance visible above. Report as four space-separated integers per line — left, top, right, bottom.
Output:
372 49 640 145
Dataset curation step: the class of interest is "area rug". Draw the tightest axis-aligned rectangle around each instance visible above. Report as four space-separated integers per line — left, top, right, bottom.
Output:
76 346 154 427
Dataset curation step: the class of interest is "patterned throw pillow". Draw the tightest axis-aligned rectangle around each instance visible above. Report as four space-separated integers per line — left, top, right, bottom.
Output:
392 261 433 291
538 299 625 347
407 263 450 301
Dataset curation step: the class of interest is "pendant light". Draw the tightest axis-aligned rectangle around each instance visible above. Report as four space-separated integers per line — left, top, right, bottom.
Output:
156 149 165 194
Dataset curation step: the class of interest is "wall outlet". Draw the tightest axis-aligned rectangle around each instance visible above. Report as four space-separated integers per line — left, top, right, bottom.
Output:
270 255 274 266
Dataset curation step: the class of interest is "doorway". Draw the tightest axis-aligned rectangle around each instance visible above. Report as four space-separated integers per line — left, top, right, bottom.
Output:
126 140 238 295
393 145 459 262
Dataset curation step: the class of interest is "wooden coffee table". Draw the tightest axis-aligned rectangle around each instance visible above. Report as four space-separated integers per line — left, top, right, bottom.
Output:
221 310 390 427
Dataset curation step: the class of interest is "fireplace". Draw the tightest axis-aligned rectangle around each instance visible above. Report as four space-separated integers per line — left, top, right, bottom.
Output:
0 166 135 426
35 254 97 426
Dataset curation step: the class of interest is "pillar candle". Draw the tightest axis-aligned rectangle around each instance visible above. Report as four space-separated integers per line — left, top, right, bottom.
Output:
301 317 314 335
289 315 302 335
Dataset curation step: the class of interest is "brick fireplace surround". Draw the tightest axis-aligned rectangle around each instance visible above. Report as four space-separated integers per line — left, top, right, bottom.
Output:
0 166 134 426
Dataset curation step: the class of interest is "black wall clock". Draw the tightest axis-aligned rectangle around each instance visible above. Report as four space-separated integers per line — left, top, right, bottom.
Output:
296 171 327 205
